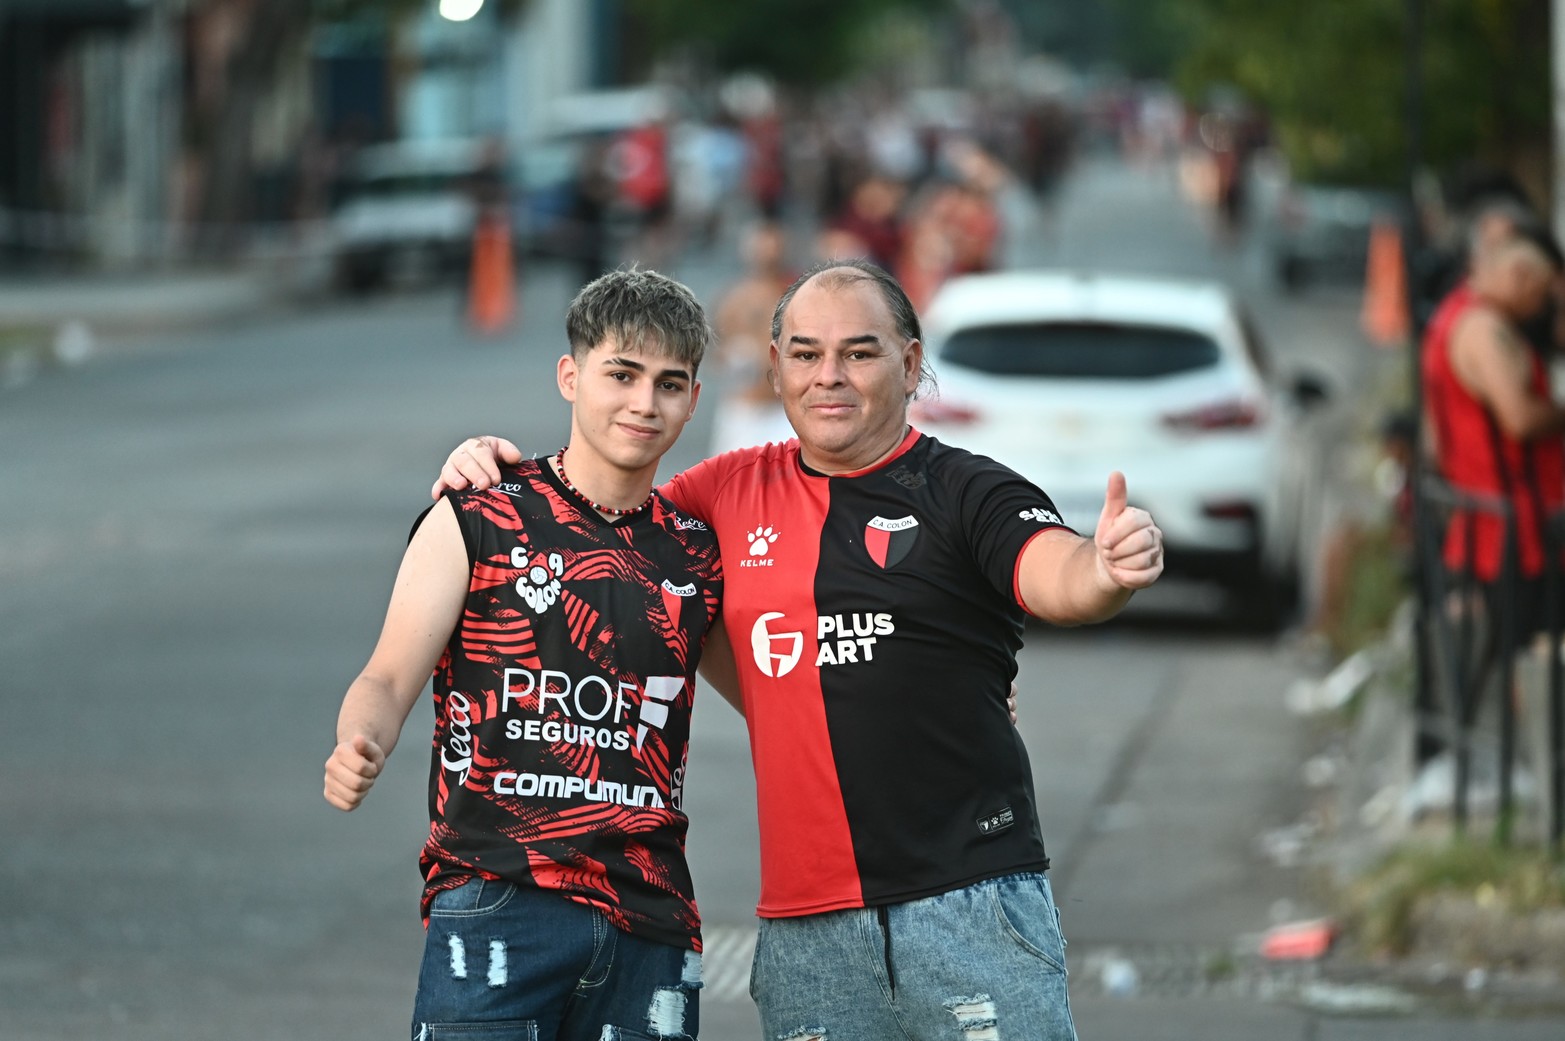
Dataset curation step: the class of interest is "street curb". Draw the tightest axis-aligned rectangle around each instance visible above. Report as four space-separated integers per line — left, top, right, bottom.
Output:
1074 941 1565 1014
0 272 286 339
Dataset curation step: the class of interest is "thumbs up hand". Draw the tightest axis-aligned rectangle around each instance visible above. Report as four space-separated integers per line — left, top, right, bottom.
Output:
324 734 387 812
1093 471 1163 591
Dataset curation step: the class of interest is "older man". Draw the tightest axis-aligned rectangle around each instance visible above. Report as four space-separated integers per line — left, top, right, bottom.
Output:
440 259 1163 1040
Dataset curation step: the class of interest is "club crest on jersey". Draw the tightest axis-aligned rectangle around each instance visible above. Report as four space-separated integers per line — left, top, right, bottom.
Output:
661 578 696 630
511 547 564 614
864 515 919 569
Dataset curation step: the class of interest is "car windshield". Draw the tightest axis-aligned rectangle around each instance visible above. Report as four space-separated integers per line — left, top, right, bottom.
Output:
939 322 1222 379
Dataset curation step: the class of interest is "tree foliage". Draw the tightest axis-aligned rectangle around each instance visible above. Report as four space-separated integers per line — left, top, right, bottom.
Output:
623 0 952 86
1103 0 1549 190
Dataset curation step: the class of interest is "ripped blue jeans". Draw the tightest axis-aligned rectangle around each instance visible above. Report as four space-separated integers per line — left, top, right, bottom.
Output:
412 878 701 1041
749 872 1076 1041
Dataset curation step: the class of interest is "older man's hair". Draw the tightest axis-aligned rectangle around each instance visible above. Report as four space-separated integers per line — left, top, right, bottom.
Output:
566 267 713 374
769 257 937 395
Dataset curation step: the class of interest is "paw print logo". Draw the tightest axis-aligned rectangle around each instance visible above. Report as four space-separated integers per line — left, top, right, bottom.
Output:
514 550 565 614
747 527 779 557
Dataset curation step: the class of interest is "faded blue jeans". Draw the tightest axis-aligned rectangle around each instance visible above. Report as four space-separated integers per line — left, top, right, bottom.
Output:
412 878 701 1041
749 872 1077 1041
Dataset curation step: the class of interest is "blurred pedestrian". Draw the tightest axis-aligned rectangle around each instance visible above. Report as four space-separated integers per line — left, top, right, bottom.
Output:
1422 227 1565 646
611 115 675 268
1415 190 1523 305
435 259 1165 1041
325 269 722 1040
565 138 614 289
830 175 906 271
709 220 796 453
743 107 788 220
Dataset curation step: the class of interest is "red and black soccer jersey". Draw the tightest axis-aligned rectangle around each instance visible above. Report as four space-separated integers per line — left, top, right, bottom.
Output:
661 427 1071 917
419 459 721 951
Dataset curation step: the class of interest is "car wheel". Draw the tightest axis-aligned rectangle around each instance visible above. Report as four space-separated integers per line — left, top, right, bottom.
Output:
336 256 385 294
1233 562 1301 634
1277 253 1308 293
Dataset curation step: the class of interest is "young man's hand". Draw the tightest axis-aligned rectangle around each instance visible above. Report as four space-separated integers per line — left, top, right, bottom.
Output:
324 735 387 811
432 436 523 500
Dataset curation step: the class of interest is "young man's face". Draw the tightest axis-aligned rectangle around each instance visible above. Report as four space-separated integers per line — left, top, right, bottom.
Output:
771 276 921 473
558 337 700 475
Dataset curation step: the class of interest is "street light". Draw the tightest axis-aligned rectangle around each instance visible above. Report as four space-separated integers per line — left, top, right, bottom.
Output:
439 0 485 22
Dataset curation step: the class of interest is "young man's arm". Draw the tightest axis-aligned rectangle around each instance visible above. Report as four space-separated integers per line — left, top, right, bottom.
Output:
324 498 470 811
1016 471 1163 626
1451 309 1565 440
697 616 745 717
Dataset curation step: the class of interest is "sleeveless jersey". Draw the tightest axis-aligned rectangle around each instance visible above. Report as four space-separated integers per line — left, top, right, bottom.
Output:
661 428 1068 917
1422 285 1565 580
419 459 722 950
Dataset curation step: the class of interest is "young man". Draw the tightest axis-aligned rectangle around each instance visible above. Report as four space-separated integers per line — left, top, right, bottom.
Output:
325 269 723 1041
438 259 1164 1040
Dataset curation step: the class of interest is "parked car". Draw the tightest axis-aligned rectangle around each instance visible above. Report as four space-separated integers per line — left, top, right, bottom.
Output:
1269 182 1407 291
914 270 1330 627
328 138 502 292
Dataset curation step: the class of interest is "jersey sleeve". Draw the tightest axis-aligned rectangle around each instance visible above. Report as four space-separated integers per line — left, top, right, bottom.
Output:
658 454 729 518
947 456 1074 605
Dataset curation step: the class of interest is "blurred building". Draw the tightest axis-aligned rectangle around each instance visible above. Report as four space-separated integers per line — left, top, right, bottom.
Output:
0 0 622 270
0 0 182 265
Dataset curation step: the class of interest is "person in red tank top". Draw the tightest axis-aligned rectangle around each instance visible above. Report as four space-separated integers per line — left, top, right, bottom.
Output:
1422 228 1565 637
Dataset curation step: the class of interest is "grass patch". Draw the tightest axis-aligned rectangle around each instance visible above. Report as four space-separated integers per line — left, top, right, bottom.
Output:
0 326 49 388
1339 840 1565 956
0 325 47 348
1323 521 1409 658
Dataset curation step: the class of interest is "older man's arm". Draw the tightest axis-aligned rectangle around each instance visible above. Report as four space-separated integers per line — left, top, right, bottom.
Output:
1016 471 1163 626
432 435 523 499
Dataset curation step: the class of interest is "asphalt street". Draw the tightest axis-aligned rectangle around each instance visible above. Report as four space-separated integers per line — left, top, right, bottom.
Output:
4 156 1561 1040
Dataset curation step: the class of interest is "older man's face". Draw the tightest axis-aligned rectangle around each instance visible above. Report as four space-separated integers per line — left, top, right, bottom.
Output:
771 276 921 474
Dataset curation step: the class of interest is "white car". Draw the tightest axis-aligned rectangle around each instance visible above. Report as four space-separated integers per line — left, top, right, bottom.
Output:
329 139 496 292
914 270 1328 626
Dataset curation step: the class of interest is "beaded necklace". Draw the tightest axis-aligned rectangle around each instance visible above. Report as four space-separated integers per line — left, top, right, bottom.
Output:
554 448 654 518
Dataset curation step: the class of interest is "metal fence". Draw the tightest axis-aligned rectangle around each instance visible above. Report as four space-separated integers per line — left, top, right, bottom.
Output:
1412 475 1564 850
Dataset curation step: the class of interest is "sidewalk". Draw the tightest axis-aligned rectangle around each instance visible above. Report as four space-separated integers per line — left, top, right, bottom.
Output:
0 266 282 337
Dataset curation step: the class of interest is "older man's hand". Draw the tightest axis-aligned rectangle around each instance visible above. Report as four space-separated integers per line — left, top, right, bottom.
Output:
431 436 523 500
1093 471 1163 590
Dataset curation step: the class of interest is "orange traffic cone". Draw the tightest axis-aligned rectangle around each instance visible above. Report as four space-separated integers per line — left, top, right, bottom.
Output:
1361 219 1410 346
468 214 516 335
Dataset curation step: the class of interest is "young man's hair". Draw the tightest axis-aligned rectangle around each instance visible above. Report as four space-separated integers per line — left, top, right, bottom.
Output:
566 267 713 374
770 257 937 396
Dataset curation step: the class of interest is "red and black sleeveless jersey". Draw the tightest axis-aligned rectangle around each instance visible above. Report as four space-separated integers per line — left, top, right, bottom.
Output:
419 459 721 950
661 428 1069 917
1422 284 1565 579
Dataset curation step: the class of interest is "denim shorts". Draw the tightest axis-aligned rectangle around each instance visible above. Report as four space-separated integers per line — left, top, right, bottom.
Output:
749 872 1076 1041
412 878 701 1041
